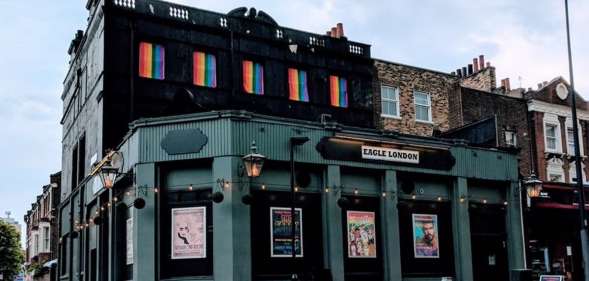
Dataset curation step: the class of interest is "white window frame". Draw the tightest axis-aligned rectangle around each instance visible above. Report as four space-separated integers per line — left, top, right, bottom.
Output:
565 118 584 156
42 226 50 252
414 91 432 123
380 85 400 119
543 114 561 153
546 158 565 183
569 161 588 184
504 130 517 147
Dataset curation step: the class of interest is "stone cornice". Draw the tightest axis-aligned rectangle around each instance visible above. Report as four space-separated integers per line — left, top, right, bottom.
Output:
528 100 589 120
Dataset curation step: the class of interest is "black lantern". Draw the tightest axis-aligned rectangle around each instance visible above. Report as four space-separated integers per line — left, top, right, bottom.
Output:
524 173 543 198
99 163 119 189
242 141 266 178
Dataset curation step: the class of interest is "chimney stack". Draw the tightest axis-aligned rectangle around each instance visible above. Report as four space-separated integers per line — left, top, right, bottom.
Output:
473 58 479 72
479 55 485 70
331 27 337 38
326 31 331 36
467 64 473 75
462 67 467 77
486 62 491 68
336 23 344 38
505 78 511 91
501 79 506 89
456 68 462 77
537 83 543 89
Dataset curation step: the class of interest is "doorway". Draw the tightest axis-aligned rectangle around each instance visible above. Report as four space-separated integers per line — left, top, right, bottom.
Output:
469 204 509 281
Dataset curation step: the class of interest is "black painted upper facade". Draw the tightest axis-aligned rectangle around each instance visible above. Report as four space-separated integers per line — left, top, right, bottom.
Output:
60 0 373 198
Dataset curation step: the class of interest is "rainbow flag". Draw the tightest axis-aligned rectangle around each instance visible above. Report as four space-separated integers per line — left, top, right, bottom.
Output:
193 51 217 88
288 68 309 102
138 42 165 80
329 75 348 107
242 60 264 95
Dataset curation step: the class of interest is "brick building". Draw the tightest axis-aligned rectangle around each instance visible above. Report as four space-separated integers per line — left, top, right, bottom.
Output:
374 59 459 137
445 54 589 280
24 172 61 281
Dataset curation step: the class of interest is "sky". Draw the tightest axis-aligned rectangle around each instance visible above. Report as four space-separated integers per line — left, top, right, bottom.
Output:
0 0 587 244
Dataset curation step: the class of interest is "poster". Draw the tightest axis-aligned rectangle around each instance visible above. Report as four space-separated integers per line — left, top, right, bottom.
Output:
346 211 377 258
126 217 133 265
171 207 206 259
270 207 303 257
412 213 439 258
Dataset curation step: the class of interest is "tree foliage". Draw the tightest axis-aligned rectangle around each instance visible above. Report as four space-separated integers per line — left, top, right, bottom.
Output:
0 220 24 280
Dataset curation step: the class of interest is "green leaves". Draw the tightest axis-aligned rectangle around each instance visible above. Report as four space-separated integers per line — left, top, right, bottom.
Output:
0 220 24 280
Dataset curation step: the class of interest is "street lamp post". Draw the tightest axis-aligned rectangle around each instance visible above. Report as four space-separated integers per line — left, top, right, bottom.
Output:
564 1 589 280
289 136 309 281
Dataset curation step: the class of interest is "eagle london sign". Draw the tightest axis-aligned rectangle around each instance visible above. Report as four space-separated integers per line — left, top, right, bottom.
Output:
361 145 419 164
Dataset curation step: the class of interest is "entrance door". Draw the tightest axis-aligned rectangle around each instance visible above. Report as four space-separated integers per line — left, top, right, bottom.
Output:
469 204 509 281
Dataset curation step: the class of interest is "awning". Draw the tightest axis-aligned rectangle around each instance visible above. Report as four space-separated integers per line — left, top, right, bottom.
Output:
43 259 57 268
535 202 589 210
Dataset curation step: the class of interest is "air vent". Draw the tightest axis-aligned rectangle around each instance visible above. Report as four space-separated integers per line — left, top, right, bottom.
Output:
113 0 135 8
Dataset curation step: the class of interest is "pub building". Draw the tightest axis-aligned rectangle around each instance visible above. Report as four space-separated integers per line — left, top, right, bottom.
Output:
57 1 525 281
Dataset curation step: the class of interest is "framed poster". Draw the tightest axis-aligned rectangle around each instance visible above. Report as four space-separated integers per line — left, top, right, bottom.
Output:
171 206 207 259
346 211 377 258
412 213 439 258
539 276 564 281
126 217 133 265
270 207 303 257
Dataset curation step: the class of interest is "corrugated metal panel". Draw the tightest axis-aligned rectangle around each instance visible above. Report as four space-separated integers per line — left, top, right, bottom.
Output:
128 113 518 181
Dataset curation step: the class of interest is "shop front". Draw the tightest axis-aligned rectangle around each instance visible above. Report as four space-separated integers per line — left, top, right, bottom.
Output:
65 110 526 281
527 183 585 281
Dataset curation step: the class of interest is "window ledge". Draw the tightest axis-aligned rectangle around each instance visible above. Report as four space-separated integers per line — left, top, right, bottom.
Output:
381 114 401 120
415 119 434 125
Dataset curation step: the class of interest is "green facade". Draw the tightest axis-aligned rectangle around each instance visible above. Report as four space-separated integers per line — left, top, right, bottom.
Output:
58 111 525 281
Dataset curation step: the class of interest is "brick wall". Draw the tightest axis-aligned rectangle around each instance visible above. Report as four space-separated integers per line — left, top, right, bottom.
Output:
456 87 532 177
374 59 458 136
460 66 496 93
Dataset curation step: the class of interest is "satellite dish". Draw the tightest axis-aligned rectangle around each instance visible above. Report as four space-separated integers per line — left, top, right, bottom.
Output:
110 151 124 172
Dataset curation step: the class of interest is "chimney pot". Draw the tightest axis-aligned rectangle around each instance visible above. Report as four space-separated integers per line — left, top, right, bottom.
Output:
331 27 337 38
486 62 491 67
473 58 479 72
462 67 468 77
336 23 344 38
479 55 485 69
505 78 511 91
457 69 462 77
543 81 548 87
538 83 543 89
501 79 506 89
326 31 331 36
467 64 473 75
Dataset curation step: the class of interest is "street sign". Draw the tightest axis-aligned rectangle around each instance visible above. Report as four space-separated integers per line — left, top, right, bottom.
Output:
539 275 564 281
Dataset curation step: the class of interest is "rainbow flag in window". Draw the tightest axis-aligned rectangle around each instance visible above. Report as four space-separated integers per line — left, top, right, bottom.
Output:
138 42 165 80
193 51 217 88
288 68 309 102
329 75 348 108
242 60 264 95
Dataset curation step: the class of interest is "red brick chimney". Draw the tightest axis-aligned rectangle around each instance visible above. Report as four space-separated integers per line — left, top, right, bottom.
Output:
336 23 344 38
479 55 485 70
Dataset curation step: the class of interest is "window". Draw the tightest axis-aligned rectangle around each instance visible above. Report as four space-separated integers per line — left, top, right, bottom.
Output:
546 158 565 183
34 233 39 256
43 226 50 252
242 60 264 95
505 130 517 147
193 51 217 88
569 161 587 184
288 68 309 102
329 75 348 108
138 42 165 80
567 128 576 154
545 124 559 152
414 91 431 122
381 85 399 118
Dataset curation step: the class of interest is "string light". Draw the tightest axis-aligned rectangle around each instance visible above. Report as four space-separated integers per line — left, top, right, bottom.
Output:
188 184 193 191
381 192 387 198
154 188 158 193
261 184 266 190
113 197 118 202
411 195 416 200
324 187 329 193
504 201 508 206
353 188 359 195
294 187 299 192
483 199 487 204
437 196 442 201
459 196 466 203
